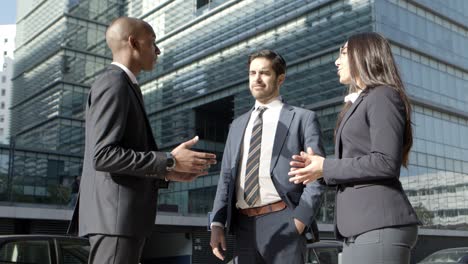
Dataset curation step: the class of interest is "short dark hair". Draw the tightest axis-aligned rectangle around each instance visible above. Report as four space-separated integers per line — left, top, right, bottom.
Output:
248 50 286 76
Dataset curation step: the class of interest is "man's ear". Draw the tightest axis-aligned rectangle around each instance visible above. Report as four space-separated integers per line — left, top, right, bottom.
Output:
277 73 286 87
128 35 138 50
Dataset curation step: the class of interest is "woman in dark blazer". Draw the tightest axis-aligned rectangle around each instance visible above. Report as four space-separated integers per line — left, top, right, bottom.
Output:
288 32 420 264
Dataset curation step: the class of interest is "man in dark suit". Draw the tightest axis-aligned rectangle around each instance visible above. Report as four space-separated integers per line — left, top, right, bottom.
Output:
210 50 325 264
74 17 217 264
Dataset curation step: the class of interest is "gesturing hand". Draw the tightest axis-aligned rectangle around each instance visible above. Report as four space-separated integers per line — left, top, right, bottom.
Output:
210 226 226 260
171 136 217 174
288 147 324 185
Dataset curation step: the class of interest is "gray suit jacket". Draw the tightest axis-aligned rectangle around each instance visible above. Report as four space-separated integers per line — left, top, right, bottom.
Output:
211 103 325 238
75 64 168 238
323 85 420 238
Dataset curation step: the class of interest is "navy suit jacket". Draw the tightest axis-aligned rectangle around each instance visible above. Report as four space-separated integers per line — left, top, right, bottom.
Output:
211 103 325 239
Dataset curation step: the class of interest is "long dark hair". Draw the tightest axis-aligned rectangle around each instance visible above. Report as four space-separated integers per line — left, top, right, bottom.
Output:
335 32 413 167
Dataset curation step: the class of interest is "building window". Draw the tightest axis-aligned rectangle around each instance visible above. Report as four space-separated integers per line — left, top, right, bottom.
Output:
0 115 4 122
0 128 4 136
1 76 5 83
197 0 212 9
195 96 233 143
0 102 4 109
1 89 5 96
3 51 6 56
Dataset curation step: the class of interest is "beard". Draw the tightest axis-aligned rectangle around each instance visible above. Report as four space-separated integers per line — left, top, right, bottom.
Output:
250 84 279 103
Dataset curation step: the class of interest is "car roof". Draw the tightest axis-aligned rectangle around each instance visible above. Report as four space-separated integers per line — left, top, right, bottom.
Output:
433 247 468 253
306 239 342 249
419 247 468 263
0 234 87 242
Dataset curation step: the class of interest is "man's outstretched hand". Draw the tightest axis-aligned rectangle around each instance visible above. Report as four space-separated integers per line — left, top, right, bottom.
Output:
171 136 217 173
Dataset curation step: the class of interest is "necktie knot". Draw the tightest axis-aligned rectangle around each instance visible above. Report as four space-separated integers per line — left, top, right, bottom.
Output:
257 106 267 117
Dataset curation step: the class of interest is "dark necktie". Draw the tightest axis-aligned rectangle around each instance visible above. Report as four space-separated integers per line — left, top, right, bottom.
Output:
133 83 144 103
244 106 267 207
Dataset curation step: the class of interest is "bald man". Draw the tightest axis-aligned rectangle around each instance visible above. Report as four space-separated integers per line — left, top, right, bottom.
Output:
70 17 217 264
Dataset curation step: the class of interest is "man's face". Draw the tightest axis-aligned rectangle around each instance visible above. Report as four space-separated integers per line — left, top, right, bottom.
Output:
249 57 284 104
138 29 161 71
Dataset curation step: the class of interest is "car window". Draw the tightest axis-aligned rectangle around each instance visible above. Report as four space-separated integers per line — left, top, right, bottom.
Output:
306 250 320 264
0 240 52 264
421 250 468 263
57 239 89 264
306 248 340 264
315 248 340 264
421 252 450 263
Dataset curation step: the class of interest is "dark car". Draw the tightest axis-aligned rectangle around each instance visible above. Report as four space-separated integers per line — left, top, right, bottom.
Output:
418 247 468 264
305 239 342 264
0 235 89 264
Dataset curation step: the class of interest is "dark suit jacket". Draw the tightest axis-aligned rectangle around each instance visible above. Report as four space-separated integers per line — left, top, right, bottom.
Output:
75 64 168 238
323 85 420 238
211 103 325 239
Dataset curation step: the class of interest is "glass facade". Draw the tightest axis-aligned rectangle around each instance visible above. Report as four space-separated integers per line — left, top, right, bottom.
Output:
375 0 468 230
7 0 468 234
8 0 124 204
0 144 82 206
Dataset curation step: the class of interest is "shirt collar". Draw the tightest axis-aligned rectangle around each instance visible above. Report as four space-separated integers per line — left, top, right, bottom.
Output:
254 96 283 111
344 90 363 103
111 62 138 85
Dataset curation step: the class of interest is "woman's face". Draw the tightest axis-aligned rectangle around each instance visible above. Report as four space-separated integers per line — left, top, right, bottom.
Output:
335 42 351 85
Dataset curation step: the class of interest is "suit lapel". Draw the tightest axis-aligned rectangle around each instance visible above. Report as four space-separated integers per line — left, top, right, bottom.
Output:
108 65 147 115
335 94 365 157
270 104 295 174
109 64 158 149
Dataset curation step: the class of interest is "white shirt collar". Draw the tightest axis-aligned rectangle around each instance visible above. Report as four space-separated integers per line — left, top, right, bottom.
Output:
254 96 283 111
111 62 138 85
344 90 363 103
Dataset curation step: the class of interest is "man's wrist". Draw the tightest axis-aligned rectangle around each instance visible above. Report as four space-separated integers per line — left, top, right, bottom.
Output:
165 152 176 172
210 222 225 229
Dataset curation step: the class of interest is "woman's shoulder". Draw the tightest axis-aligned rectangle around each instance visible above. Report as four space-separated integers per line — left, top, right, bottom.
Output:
365 85 402 103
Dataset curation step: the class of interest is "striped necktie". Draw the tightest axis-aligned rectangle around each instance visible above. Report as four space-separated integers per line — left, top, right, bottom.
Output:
244 106 267 207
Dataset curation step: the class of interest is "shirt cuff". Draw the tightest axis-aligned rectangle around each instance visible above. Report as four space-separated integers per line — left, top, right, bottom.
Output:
210 222 225 229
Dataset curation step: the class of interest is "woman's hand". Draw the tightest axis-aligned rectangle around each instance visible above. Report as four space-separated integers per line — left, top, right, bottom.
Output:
289 147 325 184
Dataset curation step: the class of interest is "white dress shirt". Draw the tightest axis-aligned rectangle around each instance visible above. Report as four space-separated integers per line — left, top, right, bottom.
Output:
236 97 283 209
111 62 138 85
211 97 284 229
344 89 363 103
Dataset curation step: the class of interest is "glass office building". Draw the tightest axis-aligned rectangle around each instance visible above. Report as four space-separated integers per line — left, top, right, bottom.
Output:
6 0 468 262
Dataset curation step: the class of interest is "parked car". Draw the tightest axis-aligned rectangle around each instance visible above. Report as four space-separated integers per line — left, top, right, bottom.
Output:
0 235 89 264
418 247 468 264
306 239 343 264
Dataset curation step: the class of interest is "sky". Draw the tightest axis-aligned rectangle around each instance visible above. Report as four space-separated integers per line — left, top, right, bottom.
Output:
0 0 16 25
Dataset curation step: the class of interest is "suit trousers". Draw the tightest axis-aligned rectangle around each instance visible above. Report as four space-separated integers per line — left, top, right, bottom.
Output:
88 234 145 264
341 225 418 264
234 207 306 264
